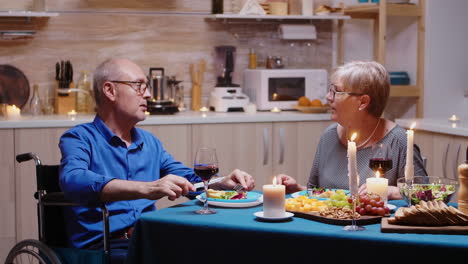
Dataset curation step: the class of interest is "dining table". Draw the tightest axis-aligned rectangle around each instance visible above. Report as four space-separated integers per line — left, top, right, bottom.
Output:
126 195 468 263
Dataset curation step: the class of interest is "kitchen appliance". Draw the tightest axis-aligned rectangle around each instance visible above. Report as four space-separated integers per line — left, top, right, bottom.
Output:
209 45 250 112
243 68 327 111
147 67 179 115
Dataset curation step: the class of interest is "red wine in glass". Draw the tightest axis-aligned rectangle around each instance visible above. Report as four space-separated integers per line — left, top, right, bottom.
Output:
194 147 218 215
194 165 219 181
369 158 393 174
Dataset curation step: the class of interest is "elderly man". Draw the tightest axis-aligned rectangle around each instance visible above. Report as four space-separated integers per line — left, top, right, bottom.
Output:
59 58 255 263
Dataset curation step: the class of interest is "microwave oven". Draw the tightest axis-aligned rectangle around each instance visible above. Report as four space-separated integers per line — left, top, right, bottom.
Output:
243 69 328 111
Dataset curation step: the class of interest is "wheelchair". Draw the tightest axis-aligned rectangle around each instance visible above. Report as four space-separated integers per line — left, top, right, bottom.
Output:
5 153 111 264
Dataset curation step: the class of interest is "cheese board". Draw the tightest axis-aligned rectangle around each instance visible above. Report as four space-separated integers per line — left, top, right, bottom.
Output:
288 210 387 226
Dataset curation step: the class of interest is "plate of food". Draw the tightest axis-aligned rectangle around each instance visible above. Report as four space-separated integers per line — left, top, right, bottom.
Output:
294 104 330 113
196 189 263 208
291 188 349 200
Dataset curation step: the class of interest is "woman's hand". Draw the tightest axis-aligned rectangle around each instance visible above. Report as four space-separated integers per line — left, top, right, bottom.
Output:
358 184 403 200
277 174 306 194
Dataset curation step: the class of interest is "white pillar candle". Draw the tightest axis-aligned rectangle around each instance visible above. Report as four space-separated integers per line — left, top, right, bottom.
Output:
6 105 21 120
347 133 359 195
367 171 388 204
263 177 285 217
404 123 416 181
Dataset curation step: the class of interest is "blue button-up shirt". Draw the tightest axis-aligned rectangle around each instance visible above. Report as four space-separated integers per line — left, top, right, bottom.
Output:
59 116 200 248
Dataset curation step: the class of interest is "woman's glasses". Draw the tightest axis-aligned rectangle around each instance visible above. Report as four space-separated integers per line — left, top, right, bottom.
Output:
328 84 364 101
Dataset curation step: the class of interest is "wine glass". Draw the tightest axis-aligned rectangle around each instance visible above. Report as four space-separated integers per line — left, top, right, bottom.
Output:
194 147 219 215
342 194 365 231
369 143 393 176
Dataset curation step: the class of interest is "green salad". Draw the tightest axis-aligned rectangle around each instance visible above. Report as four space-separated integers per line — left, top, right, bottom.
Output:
401 183 456 205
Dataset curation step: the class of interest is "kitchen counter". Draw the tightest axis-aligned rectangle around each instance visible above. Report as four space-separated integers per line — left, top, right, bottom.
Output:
396 118 468 137
0 111 331 129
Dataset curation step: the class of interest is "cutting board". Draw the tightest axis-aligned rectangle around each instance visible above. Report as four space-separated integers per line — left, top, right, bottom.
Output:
381 217 468 235
0 65 30 109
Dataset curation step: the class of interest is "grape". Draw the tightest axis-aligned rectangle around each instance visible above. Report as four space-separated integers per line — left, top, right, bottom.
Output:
356 193 388 216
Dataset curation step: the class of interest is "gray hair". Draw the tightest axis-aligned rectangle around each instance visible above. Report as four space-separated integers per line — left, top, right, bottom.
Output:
93 58 125 107
330 61 390 117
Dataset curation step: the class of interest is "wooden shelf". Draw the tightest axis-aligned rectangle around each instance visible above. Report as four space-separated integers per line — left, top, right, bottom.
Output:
207 13 350 21
0 11 59 17
389 85 420 97
344 3 422 18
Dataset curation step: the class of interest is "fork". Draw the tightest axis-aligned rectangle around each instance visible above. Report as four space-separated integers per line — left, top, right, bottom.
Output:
233 183 244 192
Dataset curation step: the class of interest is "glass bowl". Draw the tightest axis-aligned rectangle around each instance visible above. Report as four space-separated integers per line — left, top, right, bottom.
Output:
397 176 459 205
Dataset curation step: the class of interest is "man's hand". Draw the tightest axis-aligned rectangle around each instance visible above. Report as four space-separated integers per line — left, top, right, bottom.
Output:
100 175 195 202
210 169 255 191
144 175 196 201
277 174 305 194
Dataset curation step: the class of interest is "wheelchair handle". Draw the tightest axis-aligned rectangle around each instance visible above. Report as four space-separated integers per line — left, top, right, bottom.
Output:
16 152 42 166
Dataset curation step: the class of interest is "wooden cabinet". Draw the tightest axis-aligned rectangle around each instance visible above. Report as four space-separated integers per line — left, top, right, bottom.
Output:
415 131 468 179
192 120 332 189
0 129 15 259
340 0 426 117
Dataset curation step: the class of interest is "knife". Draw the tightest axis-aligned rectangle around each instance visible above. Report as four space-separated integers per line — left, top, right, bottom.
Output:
55 62 60 81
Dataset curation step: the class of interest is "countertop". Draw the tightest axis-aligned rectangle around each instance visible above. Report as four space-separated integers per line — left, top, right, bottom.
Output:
0 110 332 129
396 118 468 137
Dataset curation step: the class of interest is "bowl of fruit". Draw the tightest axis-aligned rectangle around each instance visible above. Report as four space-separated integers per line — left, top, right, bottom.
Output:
397 176 459 205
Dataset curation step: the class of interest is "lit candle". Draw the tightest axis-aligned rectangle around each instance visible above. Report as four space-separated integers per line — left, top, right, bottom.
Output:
263 176 285 217
270 107 281 113
404 122 416 181
67 109 77 120
366 171 388 204
6 105 21 120
145 111 150 116
199 106 209 112
348 133 359 195
448 114 460 122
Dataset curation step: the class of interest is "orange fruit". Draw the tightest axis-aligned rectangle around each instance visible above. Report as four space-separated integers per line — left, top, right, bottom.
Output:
310 99 323 107
298 96 311 106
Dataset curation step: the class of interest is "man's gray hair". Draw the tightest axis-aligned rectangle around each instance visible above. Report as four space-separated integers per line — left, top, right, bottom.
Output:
93 59 124 107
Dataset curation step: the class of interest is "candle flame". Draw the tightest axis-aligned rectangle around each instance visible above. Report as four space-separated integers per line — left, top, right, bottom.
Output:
350 133 357 142
451 114 457 120
375 171 381 178
410 122 416 130
11 105 18 110
272 176 277 185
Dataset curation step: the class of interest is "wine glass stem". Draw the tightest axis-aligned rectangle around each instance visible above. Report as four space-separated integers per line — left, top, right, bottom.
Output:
351 196 357 227
203 180 209 211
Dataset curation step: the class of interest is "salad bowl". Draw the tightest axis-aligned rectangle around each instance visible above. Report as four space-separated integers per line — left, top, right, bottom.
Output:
397 176 459 205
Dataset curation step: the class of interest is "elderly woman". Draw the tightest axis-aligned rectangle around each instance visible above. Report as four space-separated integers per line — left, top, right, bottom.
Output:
279 61 427 200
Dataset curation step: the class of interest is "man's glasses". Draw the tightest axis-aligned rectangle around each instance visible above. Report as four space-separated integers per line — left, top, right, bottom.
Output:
328 84 364 101
110 80 151 96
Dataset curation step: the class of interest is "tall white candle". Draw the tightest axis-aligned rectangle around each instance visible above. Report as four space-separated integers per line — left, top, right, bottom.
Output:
348 133 359 195
6 105 21 120
367 171 388 204
404 123 416 181
263 176 285 217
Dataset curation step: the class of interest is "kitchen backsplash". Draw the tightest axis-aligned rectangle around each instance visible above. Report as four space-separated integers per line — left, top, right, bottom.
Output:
0 0 335 111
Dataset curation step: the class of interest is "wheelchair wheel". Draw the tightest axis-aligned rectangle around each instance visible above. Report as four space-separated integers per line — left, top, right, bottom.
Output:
5 239 62 264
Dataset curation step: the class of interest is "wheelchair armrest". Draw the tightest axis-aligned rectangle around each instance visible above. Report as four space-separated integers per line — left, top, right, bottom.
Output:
41 192 78 205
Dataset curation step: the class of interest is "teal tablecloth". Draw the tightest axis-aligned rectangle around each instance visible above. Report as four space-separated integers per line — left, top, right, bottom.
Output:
126 199 468 263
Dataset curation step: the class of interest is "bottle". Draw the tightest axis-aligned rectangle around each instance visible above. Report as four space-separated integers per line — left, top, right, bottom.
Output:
29 84 42 116
248 48 257 69
212 0 224 14
76 70 94 113
458 147 468 215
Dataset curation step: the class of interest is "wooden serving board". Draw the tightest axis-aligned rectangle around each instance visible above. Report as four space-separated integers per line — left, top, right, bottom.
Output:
381 218 468 235
289 210 385 226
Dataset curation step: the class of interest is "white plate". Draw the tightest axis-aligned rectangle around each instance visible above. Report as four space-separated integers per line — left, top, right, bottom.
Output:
196 194 263 208
254 211 294 221
386 204 396 211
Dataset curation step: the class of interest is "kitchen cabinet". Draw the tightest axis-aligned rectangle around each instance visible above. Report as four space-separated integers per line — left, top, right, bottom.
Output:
0 129 15 259
415 131 468 179
192 120 332 189
340 0 426 117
